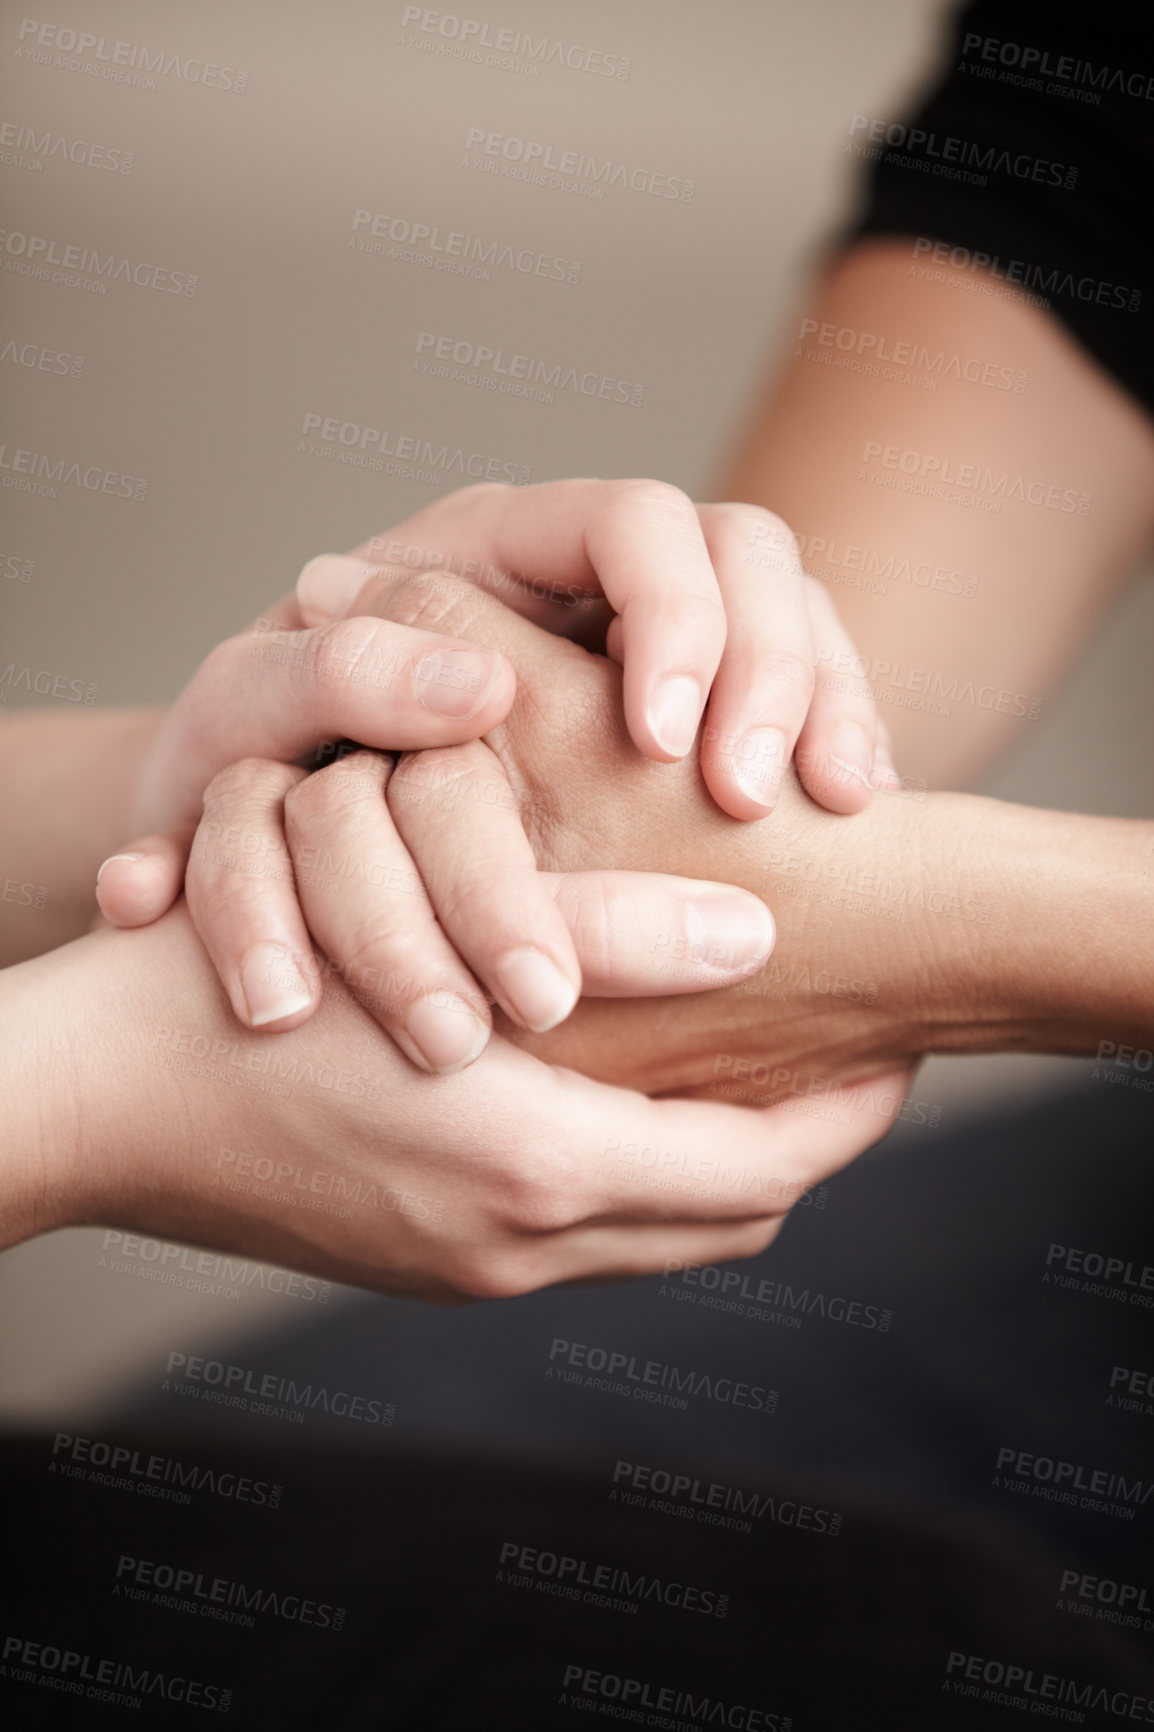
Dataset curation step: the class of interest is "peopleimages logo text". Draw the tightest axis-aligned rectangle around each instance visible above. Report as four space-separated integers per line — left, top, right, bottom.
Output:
497 1540 727 1617
414 331 644 406
0 227 196 293
165 1351 395 1425
16 19 248 92
463 128 693 200
400 8 630 78
50 1432 282 1507
115 1555 346 1632
559 1663 791 1730
2 1636 230 1712
547 1338 776 1412
612 1459 843 1537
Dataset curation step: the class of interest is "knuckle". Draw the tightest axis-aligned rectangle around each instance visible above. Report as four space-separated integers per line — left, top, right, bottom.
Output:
722 501 791 541
557 874 618 983
451 480 510 511
392 741 485 794
733 1218 784 1259
450 1251 538 1302
286 754 388 826
496 1156 583 1237
609 477 697 528
760 645 816 702
389 742 503 822
708 502 801 568
659 587 727 640
340 917 435 990
202 756 294 812
307 616 397 699
378 570 496 640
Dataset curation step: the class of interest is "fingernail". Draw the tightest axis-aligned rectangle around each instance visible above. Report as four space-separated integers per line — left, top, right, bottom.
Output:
240 941 314 1027
731 727 787 809
493 948 578 1033
684 892 775 972
830 722 874 789
96 853 144 884
402 994 490 1073
296 553 374 620
413 647 498 718
646 676 702 758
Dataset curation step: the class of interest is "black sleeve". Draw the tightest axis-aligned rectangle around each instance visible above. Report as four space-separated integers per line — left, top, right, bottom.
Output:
847 0 1154 419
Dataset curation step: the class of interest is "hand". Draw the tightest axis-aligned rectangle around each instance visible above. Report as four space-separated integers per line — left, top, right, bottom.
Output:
97 481 894 1062
310 562 937 1100
173 747 776 1071
122 591 519 846
4 901 910 1297
300 480 899 818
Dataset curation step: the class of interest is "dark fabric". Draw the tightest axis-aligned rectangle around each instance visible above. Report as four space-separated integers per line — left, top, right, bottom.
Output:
850 0 1154 417
6 1081 1154 1727
3 1436 1153 1731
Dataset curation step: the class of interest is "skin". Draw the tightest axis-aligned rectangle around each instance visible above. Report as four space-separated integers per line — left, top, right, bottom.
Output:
7 246 1152 1299
72 237 1154 1109
0 509 903 1288
293 564 1154 1103
0 905 907 1293
721 241 1154 784
83 486 896 1071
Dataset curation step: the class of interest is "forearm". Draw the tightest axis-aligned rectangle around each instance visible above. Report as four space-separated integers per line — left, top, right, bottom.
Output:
720 241 1154 786
0 941 84 1246
521 757 1154 1093
0 707 163 962
854 792 1154 1062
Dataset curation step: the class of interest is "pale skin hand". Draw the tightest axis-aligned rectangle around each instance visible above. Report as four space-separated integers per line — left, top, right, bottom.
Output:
90 576 781 1066
0 591 520 970
335 479 898 815
0 899 910 1295
91 481 892 1060
178 750 776 1073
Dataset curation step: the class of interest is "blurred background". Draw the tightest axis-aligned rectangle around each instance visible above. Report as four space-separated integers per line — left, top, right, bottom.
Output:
2 9 1153 1699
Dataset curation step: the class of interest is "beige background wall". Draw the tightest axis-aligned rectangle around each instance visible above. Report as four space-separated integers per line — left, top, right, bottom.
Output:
2 0 1150 1423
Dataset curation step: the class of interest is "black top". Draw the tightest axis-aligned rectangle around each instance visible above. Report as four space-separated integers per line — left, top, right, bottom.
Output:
850 0 1154 418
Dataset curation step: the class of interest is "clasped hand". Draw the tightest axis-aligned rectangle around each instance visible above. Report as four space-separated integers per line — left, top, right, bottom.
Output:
84 480 913 1300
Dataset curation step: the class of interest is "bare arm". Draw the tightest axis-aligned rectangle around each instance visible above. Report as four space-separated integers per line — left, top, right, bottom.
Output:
720 239 1154 786
0 708 163 965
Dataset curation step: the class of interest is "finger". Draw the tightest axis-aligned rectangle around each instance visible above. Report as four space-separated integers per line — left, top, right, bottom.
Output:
408 1044 913 1296
496 1056 915 1229
95 827 195 927
543 870 774 995
284 750 493 1073
588 1067 914 1222
298 544 616 650
388 741 775 1010
185 759 321 1032
135 609 516 833
795 576 884 814
334 480 729 764
388 741 583 1033
461 1215 789 1299
695 504 816 819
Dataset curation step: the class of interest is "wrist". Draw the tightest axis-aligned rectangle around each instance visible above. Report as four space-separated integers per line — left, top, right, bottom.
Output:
0 914 206 1248
0 946 92 1246
902 794 1154 1057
